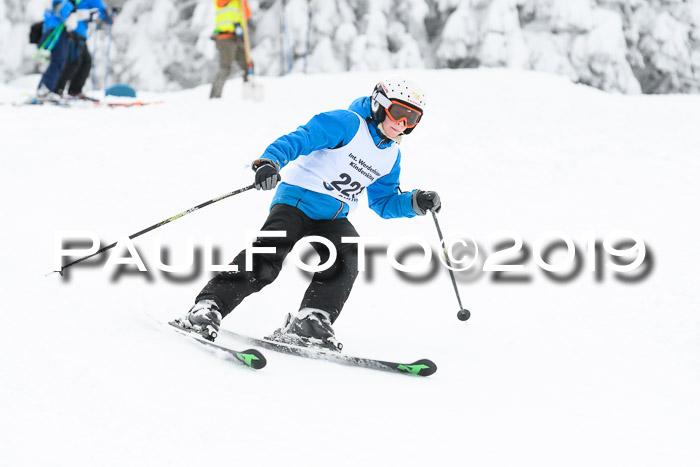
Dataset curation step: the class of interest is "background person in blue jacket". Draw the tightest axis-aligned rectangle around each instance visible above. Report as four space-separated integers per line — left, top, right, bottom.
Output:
54 0 112 99
175 76 442 351
37 0 78 99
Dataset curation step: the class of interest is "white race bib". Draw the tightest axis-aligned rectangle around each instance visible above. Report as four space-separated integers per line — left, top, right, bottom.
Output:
283 113 399 212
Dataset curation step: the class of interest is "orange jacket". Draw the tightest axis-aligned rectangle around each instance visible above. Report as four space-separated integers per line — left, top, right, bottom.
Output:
215 0 250 20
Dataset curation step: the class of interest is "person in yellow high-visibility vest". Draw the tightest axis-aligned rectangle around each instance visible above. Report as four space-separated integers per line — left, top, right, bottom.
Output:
210 0 251 98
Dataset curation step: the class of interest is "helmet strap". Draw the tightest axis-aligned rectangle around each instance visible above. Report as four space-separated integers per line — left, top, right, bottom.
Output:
372 89 393 109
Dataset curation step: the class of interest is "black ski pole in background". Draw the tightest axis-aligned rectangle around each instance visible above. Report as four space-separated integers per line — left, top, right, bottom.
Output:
91 21 97 92
431 211 471 321
303 0 312 73
103 9 115 96
50 184 256 276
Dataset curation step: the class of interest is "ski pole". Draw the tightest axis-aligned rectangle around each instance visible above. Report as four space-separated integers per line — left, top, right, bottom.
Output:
34 24 65 59
45 23 65 51
283 1 292 74
431 211 471 321
37 26 59 51
241 8 254 80
51 184 256 276
91 21 97 92
279 0 285 75
104 18 113 96
303 0 312 73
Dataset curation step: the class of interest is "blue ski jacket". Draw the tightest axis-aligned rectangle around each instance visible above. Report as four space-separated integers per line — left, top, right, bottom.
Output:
259 96 418 220
74 0 111 40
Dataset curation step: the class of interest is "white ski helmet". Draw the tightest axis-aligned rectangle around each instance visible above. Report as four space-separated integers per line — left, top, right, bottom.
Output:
370 75 427 135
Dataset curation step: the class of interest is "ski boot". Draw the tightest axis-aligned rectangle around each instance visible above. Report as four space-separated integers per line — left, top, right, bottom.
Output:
172 300 222 341
33 84 64 105
269 308 343 352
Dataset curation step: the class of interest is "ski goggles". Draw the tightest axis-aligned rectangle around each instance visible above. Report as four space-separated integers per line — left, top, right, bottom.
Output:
373 91 423 128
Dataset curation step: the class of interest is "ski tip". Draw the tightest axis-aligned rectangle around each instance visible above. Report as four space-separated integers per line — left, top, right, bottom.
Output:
168 320 186 331
237 349 267 370
397 359 437 377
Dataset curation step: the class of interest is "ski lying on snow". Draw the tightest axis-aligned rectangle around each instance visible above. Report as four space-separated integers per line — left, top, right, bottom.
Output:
168 321 266 370
101 100 165 107
11 97 70 107
220 329 437 377
7 98 164 108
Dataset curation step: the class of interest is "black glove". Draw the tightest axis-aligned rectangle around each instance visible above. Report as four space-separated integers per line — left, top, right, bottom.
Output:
252 159 281 190
412 190 441 215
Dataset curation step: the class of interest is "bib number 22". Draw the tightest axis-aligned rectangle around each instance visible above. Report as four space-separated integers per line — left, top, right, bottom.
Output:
323 173 365 198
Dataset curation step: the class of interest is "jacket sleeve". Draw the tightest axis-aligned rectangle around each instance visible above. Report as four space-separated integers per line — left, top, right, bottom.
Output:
259 110 360 169
367 150 418 219
54 0 75 20
95 0 112 23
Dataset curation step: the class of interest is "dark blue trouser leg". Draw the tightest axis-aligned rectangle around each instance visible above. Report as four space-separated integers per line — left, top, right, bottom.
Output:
38 30 70 92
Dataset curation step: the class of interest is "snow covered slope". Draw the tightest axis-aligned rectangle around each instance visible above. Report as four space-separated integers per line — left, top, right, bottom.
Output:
1 68 699 467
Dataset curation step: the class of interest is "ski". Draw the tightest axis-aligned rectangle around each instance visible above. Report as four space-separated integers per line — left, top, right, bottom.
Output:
5 98 163 108
101 100 165 108
66 95 101 103
168 321 267 370
220 329 437 377
12 96 71 107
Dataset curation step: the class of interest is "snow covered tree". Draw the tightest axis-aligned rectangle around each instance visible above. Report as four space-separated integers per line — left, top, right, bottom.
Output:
1 0 698 94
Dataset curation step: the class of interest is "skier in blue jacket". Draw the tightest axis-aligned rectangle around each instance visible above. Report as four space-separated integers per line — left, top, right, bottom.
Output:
175 76 442 350
37 0 78 98
55 0 112 99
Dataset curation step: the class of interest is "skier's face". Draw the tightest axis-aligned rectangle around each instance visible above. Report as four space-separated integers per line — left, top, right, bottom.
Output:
382 116 405 138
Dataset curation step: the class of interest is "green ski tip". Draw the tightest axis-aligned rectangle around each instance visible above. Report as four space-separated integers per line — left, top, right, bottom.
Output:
236 349 267 370
397 359 437 376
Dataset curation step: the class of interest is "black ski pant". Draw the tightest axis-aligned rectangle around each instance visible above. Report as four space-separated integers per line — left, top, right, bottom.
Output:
196 204 360 323
55 35 91 95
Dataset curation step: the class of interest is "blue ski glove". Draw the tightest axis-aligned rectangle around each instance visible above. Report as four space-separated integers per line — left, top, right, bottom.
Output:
412 190 441 215
252 159 281 190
